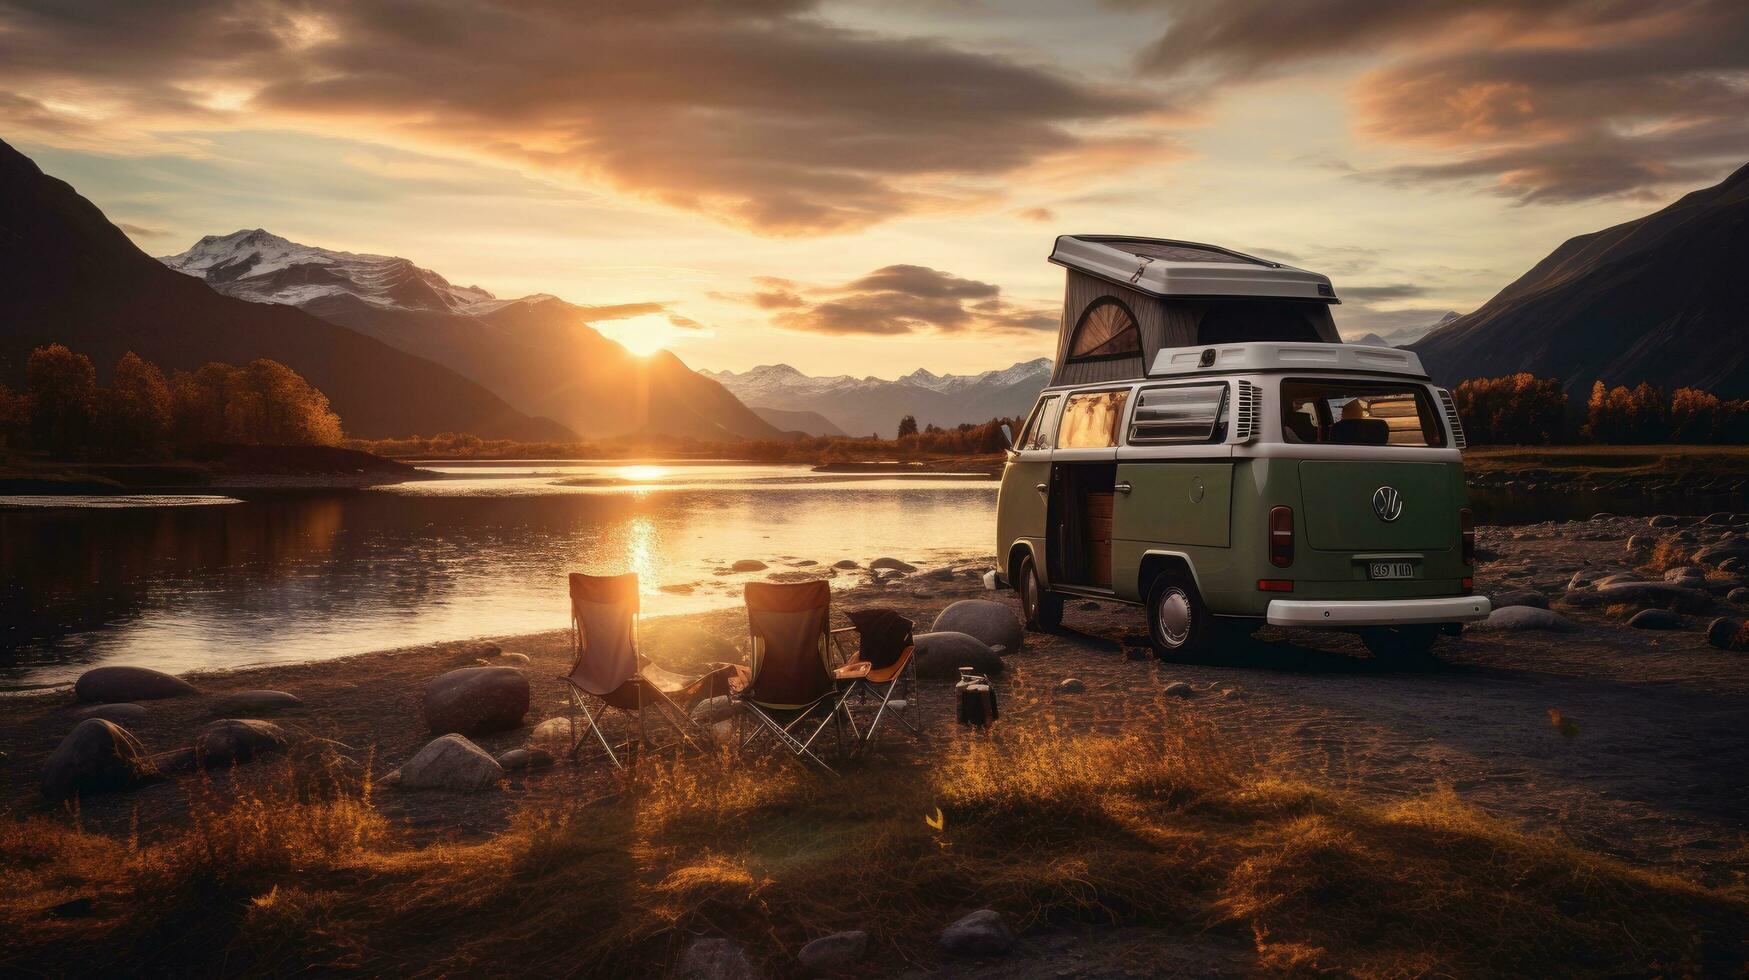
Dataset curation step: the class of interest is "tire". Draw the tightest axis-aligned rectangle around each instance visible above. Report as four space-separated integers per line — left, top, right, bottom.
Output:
1146 571 1213 659
1361 624 1441 660
1017 553 1063 631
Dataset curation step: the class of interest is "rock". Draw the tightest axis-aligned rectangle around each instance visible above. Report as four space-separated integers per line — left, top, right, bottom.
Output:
1706 617 1743 649
494 652 532 665
676 937 761 980
1731 587 1749 604
212 690 303 716
1471 606 1579 633
1078 600 1100 610
912 631 1004 679
1590 512 1613 521
1567 580 1709 612
496 748 554 771
661 583 697 595
1664 566 1705 582
1628 609 1682 630
832 560 859 569
530 717 575 750
194 719 290 768
1704 512 1733 525
41 719 157 802
1649 515 1679 528
691 696 737 724
73 703 148 723
798 930 868 975
1693 538 1749 567
869 557 917 573
1163 681 1195 699
1057 678 1086 694
940 909 1014 957
1625 535 1647 555
73 665 198 703
393 734 503 792
926 567 956 581
422 665 530 735
731 559 768 572
930 599 1024 654
1488 587 1548 610
1721 558 1746 574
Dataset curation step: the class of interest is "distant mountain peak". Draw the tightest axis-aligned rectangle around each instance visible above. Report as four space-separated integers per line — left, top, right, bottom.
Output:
705 358 1054 435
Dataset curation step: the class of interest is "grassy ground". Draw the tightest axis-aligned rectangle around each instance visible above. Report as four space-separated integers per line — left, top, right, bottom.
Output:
4 714 1743 977
1464 444 1749 482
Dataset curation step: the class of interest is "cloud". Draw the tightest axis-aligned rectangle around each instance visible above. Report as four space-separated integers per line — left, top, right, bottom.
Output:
574 302 668 322
1121 0 1749 203
1339 283 1428 301
0 0 1159 234
739 264 1055 336
116 221 169 239
1013 206 1056 222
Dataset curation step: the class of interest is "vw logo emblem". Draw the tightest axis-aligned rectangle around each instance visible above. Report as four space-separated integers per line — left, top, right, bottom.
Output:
1372 486 1403 522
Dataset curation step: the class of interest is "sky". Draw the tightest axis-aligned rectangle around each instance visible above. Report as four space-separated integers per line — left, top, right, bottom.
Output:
3 0 1747 378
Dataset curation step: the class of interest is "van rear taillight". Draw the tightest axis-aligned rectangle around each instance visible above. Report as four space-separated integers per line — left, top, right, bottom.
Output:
1269 506 1294 568
1460 507 1475 565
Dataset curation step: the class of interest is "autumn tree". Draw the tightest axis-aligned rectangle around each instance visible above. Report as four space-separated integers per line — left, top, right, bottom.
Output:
0 383 29 450
227 359 343 445
25 344 98 454
170 363 239 445
1450 373 1567 445
896 414 919 439
98 351 174 453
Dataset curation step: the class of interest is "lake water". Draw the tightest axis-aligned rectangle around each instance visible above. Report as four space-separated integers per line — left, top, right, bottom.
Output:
0 462 998 689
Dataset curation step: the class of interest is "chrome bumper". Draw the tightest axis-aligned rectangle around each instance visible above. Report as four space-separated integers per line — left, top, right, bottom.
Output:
1266 595 1491 627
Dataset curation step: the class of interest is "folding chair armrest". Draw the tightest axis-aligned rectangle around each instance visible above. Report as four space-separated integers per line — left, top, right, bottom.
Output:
833 660 873 681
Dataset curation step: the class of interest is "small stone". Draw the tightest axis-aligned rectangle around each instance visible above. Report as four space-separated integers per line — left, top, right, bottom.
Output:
74 665 198 703
1704 512 1733 526
530 717 575 750
194 719 290 768
1591 512 1613 520
691 696 737 724
1489 587 1548 610
661 583 697 595
869 557 917 573
676 937 762 980
926 567 956 581
1649 515 1679 528
1471 606 1578 633
212 690 303 716
74 703 148 722
1664 566 1705 582
833 560 859 569
496 748 554 771
495 652 532 665
1721 558 1746 574
1057 678 1086 694
1628 609 1682 630
940 909 1014 957
1625 535 1647 554
1731 587 1749 604
798 930 868 975
1077 600 1099 610
731 559 768 572
1163 681 1195 698
1706 617 1742 649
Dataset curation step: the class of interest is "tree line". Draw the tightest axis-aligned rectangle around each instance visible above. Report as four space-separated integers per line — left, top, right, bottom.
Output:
1450 373 1749 445
0 344 343 457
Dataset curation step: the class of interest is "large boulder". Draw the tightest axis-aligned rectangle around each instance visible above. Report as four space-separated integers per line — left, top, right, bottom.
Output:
73 665 197 703
940 909 1014 957
194 719 290 768
212 690 302 716
392 734 503 792
913 632 1004 680
41 719 157 802
1470 606 1579 633
930 599 1023 654
422 665 529 735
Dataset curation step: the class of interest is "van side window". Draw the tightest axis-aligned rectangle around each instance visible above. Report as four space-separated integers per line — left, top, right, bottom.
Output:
1057 389 1130 449
1129 384 1228 444
1018 395 1062 451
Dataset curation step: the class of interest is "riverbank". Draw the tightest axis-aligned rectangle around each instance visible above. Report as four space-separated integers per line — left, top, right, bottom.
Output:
1465 444 1749 493
4 516 1748 975
0 445 421 497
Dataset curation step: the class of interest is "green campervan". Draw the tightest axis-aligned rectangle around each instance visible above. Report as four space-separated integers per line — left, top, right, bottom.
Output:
994 236 1490 659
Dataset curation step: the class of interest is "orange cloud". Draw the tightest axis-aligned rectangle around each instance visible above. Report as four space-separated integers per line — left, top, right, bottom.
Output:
749 264 1055 336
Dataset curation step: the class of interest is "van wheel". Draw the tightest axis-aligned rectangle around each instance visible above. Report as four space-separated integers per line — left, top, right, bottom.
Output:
1146 572 1211 659
1361 625 1441 660
1017 553 1062 631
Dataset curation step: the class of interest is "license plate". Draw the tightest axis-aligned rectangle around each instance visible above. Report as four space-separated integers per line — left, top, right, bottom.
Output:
1369 561 1415 580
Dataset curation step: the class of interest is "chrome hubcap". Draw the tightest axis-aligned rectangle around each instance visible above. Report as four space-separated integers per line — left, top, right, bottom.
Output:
1156 588 1192 647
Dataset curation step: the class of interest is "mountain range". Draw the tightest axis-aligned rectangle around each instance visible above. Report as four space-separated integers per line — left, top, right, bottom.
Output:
158 230 782 442
702 359 1053 437
0 139 567 441
1413 162 1749 398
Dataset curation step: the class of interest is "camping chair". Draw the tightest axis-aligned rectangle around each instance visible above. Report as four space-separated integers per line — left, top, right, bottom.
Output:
830 608 921 754
732 580 851 775
562 572 733 769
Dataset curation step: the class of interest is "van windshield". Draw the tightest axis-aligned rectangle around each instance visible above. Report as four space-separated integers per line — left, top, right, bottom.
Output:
1280 379 1446 447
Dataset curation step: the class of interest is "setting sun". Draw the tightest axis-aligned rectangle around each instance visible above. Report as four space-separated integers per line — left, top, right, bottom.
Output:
594 312 693 357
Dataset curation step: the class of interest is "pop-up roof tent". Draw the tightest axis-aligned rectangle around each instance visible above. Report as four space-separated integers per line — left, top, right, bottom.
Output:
1047 235 1342 387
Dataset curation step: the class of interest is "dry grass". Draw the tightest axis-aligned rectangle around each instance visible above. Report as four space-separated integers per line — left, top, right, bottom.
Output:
2 720 1743 977
1645 537 1694 573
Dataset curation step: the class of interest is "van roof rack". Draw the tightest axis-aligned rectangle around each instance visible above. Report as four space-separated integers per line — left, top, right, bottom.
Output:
1049 235 1337 302
1148 342 1427 379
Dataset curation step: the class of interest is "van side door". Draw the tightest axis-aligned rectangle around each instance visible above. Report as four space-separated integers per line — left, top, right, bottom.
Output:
996 394 1061 579
1112 382 1235 601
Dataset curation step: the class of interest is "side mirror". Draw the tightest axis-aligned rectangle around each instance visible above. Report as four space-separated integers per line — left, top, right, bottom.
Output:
1000 423 1014 450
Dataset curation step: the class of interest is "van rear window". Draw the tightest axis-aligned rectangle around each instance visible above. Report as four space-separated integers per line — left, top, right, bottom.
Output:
1280 380 1446 447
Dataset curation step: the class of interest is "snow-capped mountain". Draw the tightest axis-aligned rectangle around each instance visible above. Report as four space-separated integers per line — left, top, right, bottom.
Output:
701 358 1052 437
160 229 542 315
158 230 782 441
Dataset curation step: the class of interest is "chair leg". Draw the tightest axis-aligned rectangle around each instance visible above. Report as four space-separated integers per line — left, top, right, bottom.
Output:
569 692 623 770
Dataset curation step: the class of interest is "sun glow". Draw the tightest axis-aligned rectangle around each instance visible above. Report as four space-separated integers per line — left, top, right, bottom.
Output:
595 312 695 357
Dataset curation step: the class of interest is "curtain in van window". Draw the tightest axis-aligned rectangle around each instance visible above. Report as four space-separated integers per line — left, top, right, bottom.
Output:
1058 390 1130 448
